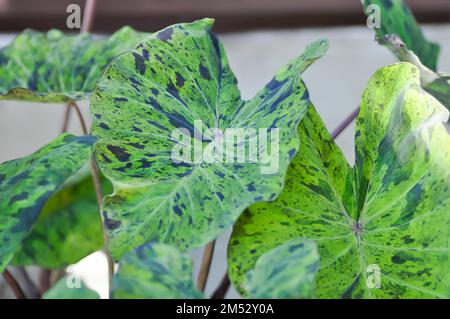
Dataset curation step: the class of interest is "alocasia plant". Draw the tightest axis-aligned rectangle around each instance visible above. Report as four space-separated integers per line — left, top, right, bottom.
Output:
0 133 96 273
112 243 203 299
91 18 328 258
0 26 147 102
228 63 450 298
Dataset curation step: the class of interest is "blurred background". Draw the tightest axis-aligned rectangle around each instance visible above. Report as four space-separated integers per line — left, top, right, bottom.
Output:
1 0 449 298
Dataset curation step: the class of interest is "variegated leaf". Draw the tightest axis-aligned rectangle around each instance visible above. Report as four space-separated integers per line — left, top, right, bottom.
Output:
91 18 328 258
229 63 450 298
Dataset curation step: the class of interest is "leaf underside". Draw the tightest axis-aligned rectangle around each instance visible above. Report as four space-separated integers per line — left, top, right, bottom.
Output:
91 18 328 258
0 134 96 272
362 0 440 71
112 242 203 299
0 27 147 102
229 63 450 298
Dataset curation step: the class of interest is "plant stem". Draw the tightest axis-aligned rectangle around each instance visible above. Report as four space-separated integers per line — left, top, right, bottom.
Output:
2 268 26 299
197 240 216 292
38 269 52 295
211 271 230 299
331 106 360 139
16 267 40 299
60 104 72 133
81 0 97 33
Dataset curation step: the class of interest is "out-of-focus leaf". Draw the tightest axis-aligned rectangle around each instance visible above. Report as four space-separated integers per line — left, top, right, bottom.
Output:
362 0 440 71
112 243 204 299
43 277 99 299
0 27 148 102
0 134 96 272
243 238 319 299
12 171 112 268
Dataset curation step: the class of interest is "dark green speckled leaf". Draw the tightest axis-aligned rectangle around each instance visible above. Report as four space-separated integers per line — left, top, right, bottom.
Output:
43 277 99 299
12 171 112 268
242 238 319 299
229 63 450 298
362 0 440 71
91 18 328 258
0 133 96 273
0 27 147 102
376 34 450 116
112 242 203 299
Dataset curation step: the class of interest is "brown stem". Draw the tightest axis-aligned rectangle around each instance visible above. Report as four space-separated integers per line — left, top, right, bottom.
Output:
211 271 230 299
2 269 26 299
197 240 216 292
67 101 89 134
60 103 72 133
81 0 97 33
39 269 52 295
331 106 360 140
16 267 40 299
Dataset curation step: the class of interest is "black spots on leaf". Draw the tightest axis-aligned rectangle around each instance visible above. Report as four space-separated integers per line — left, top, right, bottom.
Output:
151 88 159 96
9 192 29 204
145 96 163 111
142 49 149 60
0 52 7 66
146 120 169 132
216 192 224 201
175 72 185 87
103 211 121 230
8 170 30 186
157 27 174 42
106 145 131 162
341 274 361 299
127 142 145 150
199 64 211 80
0 173 5 183
176 170 193 178
114 97 128 103
265 77 285 91
250 249 257 254
138 159 152 168
132 51 146 75
98 122 110 130
100 153 112 164
288 243 304 253
94 114 102 119
254 196 263 202
189 216 193 225
288 148 296 159
132 125 143 133
215 170 225 178
381 0 393 10
402 235 415 244
247 182 256 192
172 205 183 216
269 193 277 201
391 255 406 264
301 88 310 100
166 82 187 107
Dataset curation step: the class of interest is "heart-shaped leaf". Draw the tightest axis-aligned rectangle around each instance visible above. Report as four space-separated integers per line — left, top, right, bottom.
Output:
362 0 440 71
112 242 203 299
0 27 147 102
91 18 328 258
43 277 99 299
229 63 450 298
12 171 112 268
242 238 319 299
0 133 96 273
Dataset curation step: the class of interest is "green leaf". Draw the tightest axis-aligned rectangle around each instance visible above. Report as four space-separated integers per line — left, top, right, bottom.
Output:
242 238 319 299
12 171 112 268
112 242 204 299
91 18 328 258
362 0 440 71
376 34 450 118
43 277 99 299
0 27 147 102
229 63 450 298
0 133 96 273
